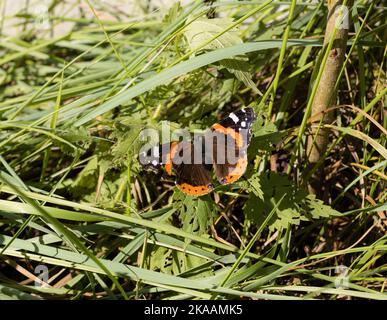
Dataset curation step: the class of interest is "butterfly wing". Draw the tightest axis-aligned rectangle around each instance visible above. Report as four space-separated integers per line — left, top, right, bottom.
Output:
172 140 214 196
138 143 163 173
139 108 256 195
211 108 256 185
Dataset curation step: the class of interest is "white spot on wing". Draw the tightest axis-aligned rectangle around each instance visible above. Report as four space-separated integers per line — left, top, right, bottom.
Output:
152 160 158 166
241 121 246 127
229 112 239 123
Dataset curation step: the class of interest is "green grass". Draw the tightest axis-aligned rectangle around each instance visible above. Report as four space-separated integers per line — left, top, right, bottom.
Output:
0 0 386 300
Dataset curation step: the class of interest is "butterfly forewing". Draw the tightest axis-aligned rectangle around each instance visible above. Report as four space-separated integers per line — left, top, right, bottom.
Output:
211 108 255 185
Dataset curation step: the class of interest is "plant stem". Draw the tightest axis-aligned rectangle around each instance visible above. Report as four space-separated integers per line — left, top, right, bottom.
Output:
306 0 351 195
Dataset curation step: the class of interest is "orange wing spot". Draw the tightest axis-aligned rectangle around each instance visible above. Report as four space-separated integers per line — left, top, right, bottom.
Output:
212 123 244 147
164 141 178 176
177 183 213 196
223 175 242 184
221 156 248 185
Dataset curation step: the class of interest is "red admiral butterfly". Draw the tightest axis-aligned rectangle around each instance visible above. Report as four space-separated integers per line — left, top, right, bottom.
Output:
139 108 256 196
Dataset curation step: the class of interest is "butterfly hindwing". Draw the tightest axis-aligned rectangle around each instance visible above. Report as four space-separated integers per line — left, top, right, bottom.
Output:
171 141 214 196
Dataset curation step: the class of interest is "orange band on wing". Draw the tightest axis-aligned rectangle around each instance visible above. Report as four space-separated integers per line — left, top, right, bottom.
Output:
177 183 213 196
221 156 248 185
212 123 244 147
164 141 178 176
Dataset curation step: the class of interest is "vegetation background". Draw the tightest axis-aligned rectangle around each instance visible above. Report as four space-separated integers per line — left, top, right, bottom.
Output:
0 0 385 300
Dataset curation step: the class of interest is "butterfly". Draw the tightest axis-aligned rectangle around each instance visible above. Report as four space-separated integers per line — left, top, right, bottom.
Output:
139 108 256 196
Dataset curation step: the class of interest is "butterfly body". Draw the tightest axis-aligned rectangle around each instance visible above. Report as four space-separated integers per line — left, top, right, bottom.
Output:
139 108 256 196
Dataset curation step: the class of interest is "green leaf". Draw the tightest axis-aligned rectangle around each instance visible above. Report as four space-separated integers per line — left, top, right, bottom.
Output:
245 173 341 231
238 171 264 199
55 126 91 155
176 194 216 236
0 199 103 222
184 18 242 51
0 284 40 300
249 116 283 151
184 17 259 94
71 157 98 192
110 127 142 167
302 194 341 219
